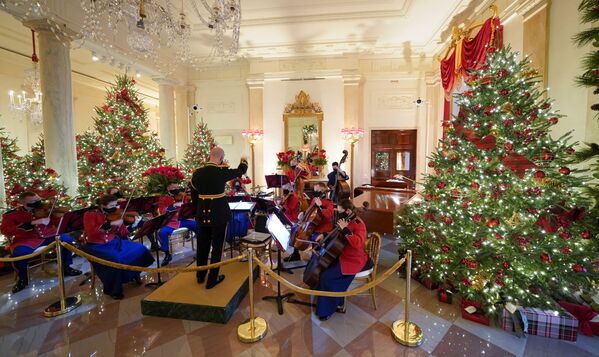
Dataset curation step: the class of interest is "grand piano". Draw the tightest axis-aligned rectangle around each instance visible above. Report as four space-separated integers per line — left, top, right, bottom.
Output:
352 186 418 234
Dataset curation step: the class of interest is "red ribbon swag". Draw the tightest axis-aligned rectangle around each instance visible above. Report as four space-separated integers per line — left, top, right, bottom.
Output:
440 17 504 126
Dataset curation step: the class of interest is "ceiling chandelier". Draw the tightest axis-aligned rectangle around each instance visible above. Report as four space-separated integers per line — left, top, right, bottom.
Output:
8 29 43 125
187 0 241 66
79 0 241 69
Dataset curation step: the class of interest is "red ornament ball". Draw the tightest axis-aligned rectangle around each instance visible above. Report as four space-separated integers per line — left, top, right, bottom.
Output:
534 170 546 180
415 226 425 234
427 161 435 168
441 245 450 253
471 182 480 190
559 231 572 240
437 181 446 189
540 252 551 263
572 264 585 273
505 143 513 151
581 230 591 239
443 216 453 225
548 117 558 124
495 233 503 239
500 89 509 96
559 167 571 175
473 214 481 222
486 218 499 228
560 246 572 254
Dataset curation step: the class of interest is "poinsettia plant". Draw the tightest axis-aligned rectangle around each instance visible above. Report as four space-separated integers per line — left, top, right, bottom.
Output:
276 150 296 168
142 166 184 194
311 149 328 166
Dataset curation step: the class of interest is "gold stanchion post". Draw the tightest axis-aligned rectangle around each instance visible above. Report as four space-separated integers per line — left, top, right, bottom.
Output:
237 248 268 343
392 250 424 346
43 236 82 317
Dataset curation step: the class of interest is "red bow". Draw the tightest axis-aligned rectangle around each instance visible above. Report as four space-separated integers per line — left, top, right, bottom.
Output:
502 153 537 178
558 300 599 336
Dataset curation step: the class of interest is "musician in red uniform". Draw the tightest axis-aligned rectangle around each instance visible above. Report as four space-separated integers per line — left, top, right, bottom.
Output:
0 192 82 293
285 159 309 187
280 185 299 223
285 182 334 262
82 194 154 299
315 198 368 320
157 183 196 266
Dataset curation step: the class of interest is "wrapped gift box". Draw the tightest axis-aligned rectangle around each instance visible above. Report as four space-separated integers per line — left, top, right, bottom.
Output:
558 300 599 337
437 288 453 304
501 306 578 341
461 299 490 326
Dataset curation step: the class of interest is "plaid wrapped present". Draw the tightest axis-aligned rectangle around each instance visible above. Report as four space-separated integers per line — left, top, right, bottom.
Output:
501 307 578 341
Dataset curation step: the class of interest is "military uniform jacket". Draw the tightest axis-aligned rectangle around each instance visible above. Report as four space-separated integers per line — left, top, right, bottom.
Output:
191 161 248 226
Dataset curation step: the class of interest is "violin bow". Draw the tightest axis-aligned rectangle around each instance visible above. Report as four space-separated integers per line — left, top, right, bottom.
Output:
120 187 136 221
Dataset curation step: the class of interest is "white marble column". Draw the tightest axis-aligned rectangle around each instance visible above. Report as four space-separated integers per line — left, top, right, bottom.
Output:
155 79 177 159
28 23 78 196
175 86 193 161
343 72 364 188
247 78 264 187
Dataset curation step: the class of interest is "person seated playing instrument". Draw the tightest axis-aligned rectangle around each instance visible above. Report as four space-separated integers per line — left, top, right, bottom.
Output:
285 159 310 187
280 184 300 223
314 199 368 321
0 192 82 293
82 194 154 299
327 162 349 203
157 183 196 266
285 182 334 262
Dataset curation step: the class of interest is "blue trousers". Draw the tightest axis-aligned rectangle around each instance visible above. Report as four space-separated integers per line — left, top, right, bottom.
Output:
226 212 250 243
158 219 197 253
83 237 154 296
316 260 355 318
12 233 74 282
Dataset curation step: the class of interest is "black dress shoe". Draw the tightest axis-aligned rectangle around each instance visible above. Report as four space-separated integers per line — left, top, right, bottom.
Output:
196 272 206 284
318 314 331 321
283 251 301 262
336 305 346 314
64 267 83 276
162 252 172 266
12 279 28 294
206 275 225 289
109 293 124 300
133 275 143 285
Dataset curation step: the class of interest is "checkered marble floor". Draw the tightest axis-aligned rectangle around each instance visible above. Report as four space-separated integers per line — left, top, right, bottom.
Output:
0 237 598 357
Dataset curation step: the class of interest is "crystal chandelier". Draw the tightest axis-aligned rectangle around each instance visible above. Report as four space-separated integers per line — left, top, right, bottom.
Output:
8 29 43 125
187 0 241 65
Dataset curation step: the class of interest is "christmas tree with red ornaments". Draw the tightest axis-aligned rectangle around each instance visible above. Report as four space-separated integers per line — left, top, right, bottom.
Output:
398 47 599 315
181 122 216 178
76 75 167 201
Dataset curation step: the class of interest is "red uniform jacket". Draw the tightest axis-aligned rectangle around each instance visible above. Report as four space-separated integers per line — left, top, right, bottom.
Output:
311 197 334 233
283 193 300 223
83 210 129 244
339 217 368 275
285 167 309 184
0 207 60 251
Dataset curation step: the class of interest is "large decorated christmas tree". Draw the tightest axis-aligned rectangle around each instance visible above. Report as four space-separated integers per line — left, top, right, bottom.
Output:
181 122 216 177
398 47 599 314
77 75 167 200
0 131 66 206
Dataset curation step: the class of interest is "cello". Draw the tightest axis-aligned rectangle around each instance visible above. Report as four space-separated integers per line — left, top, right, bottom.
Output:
302 210 357 289
332 150 351 202
289 203 323 251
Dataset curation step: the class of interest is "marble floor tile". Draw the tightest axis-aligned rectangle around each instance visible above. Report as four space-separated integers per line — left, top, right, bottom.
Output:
115 316 186 354
0 319 52 356
381 301 452 354
263 316 343 357
313 301 377 347
523 334 599 357
432 325 515 357
410 286 461 323
454 317 528 357
344 321 430 357
143 335 193 357
346 285 402 319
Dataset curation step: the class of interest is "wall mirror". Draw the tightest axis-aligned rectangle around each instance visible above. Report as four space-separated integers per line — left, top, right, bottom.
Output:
283 90 323 152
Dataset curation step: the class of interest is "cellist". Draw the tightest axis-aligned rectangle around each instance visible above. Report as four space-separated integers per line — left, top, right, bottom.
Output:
285 182 334 262
314 198 367 321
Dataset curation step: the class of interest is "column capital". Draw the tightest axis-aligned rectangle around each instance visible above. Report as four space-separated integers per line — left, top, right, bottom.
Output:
23 18 76 42
153 77 179 86
424 71 441 86
246 76 264 89
342 71 362 86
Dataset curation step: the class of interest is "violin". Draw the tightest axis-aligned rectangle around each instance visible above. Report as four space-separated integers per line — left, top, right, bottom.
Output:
174 190 191 202
32 200 70 219
105 208 140 225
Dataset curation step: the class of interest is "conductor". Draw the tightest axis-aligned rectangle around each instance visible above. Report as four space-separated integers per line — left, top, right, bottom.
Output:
191 147 248 289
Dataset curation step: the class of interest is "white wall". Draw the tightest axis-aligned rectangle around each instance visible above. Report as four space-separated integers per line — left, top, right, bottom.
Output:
262 78 345 177
194 79 250 167
548 0 599 144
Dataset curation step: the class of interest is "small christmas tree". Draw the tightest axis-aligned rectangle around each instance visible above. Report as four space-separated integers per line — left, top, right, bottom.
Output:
398 47 599 314
0 131 67 206
181 122 216 177
77 75 167 200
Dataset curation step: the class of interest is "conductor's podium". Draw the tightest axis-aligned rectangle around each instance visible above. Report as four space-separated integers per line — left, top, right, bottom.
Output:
141 261 258 324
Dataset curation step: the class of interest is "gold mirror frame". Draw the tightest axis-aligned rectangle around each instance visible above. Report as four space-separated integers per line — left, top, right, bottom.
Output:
283 90 324 151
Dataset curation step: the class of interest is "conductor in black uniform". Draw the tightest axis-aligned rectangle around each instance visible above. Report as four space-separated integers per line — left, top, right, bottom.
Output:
191 147 248 289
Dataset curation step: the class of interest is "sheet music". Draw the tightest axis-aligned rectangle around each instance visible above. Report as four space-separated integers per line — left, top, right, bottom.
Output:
267 213 291 252
228 202 255 211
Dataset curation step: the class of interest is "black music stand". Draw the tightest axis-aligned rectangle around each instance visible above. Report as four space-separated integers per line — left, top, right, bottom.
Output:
134 211 175 288
261 214 314 313
265 174 289 193
227 201 255 258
